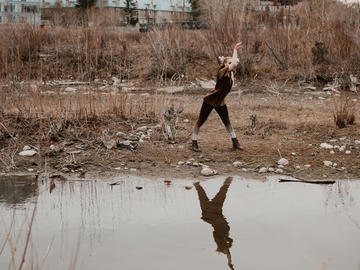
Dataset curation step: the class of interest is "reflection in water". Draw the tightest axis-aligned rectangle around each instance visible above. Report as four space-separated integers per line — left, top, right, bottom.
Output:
0 175 38 207
194 177 234 270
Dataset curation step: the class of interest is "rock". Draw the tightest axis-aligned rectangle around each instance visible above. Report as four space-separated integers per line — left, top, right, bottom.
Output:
23 145 31 151
118 140 137 151
186 161 192 165
259 167 268 173
340 137 346 141
291 152 296 156
178 161 185 165
103 138 116 150
329 139 338 143
278 158 289 166
233 161 243 168
188 158 195 162
355 140 360 145
320 143 333 149
295 165 301 169
112 77 120 85
278 165 284 168
275 168 284 174
185 186 193 190
19 150 37 157
304 164 311 168
345 150 351 154
116 131 127 138
268 167 275 172
27 168 34 172
330 150 335 154
136 186 143 190
201 167 218 176
183 119 190 123
323 174 328 178
64 87 77 93
241 168 248 172
192 162 200 167
323 161 333 167
333 163 337 167
130 168 137 172
339 145 346 152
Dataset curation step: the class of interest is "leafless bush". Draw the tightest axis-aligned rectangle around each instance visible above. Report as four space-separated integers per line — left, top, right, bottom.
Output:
332 93 356 128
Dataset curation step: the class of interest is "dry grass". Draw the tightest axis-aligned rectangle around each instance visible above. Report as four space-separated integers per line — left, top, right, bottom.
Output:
332 92 357 128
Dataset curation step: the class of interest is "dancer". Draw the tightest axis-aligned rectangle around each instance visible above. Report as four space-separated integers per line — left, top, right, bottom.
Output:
192 42 243 152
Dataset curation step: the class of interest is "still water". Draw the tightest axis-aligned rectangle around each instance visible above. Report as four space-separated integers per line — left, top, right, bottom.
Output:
0 175 360 270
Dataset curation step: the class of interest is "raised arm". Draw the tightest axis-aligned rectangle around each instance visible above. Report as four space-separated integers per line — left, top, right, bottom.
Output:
228 42 242 71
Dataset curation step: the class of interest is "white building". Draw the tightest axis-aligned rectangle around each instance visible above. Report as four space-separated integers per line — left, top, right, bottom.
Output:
0 0 41 23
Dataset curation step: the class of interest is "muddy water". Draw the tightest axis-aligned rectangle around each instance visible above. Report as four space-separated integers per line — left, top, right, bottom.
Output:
1 175 360 270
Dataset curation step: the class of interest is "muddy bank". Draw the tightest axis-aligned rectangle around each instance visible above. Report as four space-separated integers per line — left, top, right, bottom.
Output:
1 81 360 180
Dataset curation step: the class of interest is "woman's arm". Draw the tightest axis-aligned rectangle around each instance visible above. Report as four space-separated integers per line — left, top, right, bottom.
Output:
228 42 242 71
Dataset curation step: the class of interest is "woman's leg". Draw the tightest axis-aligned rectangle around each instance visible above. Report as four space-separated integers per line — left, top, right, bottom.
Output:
215 105 243 150
192 101 213 151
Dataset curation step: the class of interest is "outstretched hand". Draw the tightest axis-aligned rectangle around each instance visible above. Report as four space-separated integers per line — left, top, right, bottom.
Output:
234 42 243 50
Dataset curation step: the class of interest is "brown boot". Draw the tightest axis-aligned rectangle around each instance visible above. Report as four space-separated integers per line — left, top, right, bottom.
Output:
191 140 202 152
232 138 243 150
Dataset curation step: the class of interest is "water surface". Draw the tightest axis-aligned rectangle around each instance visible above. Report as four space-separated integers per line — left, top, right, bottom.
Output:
1 175 360 270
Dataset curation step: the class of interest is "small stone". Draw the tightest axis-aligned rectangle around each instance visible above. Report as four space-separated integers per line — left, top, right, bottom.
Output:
27 168 34 172
116 131 127 138
19 150 37 157
185 186 193 190
339 145 346 152
114 167 122 170
186 161 192 165
178 161 185 165
23 145 31 151
278 165 284 168
241 168 248 172
341 167 345 170
233 161 243 168
183 119 190 123
291 152 296 156
136 186 143 190
355 140 360 145
268 167 275 172
139 139 144 143
333 163 337 167
320 143 333 149
188 158 195 162
137 126 148 132
130 168 137 172
323 174 328 178
275 168 284 174
201 167 217 176
339 137 346 141
295 165 301 169
192 162 200 167
304 164 311 168
345 150 351 154
330 150 335 154
259 167 268 173
278 158 289 166
323 161 333 167
329 139 338 143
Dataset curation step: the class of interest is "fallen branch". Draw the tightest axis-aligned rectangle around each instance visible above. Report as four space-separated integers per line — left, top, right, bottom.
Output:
279 178 335 185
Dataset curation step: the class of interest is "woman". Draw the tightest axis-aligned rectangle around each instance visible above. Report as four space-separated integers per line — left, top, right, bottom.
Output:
191 42 243 152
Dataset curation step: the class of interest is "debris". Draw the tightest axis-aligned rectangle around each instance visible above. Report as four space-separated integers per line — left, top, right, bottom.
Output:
323 161 333 167
19 150 37 157
109 181 122 186
201 167 218 176
233 161 243 168
278 158 289 166
320 143 333 149
279 178 335 185
67 150 82 155
259 167 268 173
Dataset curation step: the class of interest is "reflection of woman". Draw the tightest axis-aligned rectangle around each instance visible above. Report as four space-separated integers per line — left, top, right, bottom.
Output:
191 43 243 152
194 177 235 270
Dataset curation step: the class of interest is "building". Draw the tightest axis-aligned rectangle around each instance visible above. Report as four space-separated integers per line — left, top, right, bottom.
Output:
0 0 41 23
42 0 192 25
250 0 302 11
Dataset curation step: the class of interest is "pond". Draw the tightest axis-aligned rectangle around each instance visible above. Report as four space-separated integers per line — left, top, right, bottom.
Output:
1 174 360 270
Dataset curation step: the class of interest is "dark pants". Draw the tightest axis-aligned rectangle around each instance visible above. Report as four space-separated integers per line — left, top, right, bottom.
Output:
196 101 231 128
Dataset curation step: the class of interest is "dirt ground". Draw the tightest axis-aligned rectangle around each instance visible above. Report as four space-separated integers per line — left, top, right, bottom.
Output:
1 81 360 180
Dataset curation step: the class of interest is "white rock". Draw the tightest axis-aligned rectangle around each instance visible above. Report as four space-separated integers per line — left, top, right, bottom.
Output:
197 79 216 89
192 162 200 167
201 167 217 176
114 167 122 170
323 161 333 167
178 161 185 165
19 150 37 157
116 131 127 138
268 167 275 172
275 168 284 174
188 158 195 162
233 161 243 168
345 150 351 154
340 137 346 141
23 145 31 151
295 165 301 169
241 168 248 172
278 158 289 166
330 150 335 154
64 87 77 92
183 119 190 123
291 152 296 156
130 168 137 172
355 140 360 145
334 145 340 149
259 167 268 173
339 145 346 152
186 161 192 165
333 163 337 167
139 139 144 143
320 143 333 149
304 164 311 168
278 164 284 168
112 77 120 85
27 168 34 172
329 139 337 143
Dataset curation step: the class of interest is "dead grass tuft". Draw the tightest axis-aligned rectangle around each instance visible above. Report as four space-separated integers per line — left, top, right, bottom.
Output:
332 92 356 128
